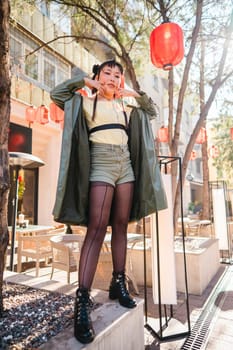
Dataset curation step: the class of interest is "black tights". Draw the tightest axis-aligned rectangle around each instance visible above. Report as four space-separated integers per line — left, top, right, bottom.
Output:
78 181 134 289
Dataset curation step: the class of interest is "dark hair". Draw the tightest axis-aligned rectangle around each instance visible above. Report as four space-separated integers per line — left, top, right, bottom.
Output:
91 59 124 121
92 59 123 81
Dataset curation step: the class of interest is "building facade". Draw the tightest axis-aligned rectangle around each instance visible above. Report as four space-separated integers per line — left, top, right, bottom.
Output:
9 1 201 226
9 3 98 225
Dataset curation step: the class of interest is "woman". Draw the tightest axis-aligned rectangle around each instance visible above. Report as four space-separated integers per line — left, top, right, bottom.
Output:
50 59 167 344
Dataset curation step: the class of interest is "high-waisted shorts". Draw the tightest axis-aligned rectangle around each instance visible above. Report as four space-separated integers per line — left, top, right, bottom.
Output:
89 142 135 187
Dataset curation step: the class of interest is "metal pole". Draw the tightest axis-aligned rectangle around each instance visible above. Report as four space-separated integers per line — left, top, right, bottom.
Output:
10 165 20 271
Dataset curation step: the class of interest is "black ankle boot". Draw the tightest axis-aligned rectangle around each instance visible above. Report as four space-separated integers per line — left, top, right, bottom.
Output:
109 271 137 308
74 287 95 344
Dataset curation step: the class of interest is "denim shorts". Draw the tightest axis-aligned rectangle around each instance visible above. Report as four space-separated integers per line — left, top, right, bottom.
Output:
89 142 135 187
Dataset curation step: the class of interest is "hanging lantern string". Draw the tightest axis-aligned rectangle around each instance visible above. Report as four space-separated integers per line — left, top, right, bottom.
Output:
195 127 207 144
158 126 169 143
230 127 233 140
25 103 64 126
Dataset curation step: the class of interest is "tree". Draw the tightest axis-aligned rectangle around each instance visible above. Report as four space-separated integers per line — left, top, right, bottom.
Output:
211 113 233 187
0 0 11 316
147 0 233 223
22 0 233 227
11 0 233 224
41 0 161 90
171 1 233 223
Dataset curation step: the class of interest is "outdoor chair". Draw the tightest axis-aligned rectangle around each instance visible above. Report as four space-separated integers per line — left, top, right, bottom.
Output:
17 227 66 277
50 234 85 284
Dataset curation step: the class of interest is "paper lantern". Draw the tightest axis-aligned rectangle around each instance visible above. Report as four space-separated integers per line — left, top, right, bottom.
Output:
158 126 169 142
230 127 233 140
150 22 184 70
50 102 64 123
36 105 49 125
25 106 36 123
208 145 219 159
190 150 197 160
196 127 207 144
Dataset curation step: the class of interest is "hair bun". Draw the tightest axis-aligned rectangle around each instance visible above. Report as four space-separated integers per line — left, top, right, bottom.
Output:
92 64 99 74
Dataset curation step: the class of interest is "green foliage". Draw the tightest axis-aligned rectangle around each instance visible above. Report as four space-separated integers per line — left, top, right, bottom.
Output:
188 201 202 214
211 114 233 186
11 0 35 18
71 0 152 63
18 177 25 200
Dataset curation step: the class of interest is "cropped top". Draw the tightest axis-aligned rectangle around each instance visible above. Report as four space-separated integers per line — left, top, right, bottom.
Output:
83 96 132 145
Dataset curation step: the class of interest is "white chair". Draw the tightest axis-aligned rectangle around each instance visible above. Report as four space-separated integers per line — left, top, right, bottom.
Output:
17 227 65 276
50 234 85 283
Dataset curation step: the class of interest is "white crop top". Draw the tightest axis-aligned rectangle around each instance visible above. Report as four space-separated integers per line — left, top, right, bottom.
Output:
83 96 132 145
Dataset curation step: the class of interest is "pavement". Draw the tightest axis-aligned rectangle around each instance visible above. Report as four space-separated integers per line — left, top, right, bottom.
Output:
3 258 233 349
4 264 233 350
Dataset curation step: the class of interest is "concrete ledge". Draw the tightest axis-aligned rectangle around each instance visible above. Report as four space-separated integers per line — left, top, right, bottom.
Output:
175 237 220 295
130 237 220 295
4 271 144 350
39 293 144 350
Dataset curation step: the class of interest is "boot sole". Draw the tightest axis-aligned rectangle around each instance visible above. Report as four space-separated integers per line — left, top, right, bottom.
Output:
74 332 95 344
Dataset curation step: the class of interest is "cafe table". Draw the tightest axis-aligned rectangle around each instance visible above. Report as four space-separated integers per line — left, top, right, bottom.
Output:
8 224 54 243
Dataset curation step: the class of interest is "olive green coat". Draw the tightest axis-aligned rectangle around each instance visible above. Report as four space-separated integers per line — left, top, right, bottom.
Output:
50 74 167 226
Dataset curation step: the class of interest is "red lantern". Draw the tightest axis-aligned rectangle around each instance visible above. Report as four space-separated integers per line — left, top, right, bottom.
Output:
50 102 64 123
230 127 233 140
190 150 197 160
150 22 184 70
158 126 169 142
36 105 49 125
208 145 219 159
196 127 207 144
25 106 36 123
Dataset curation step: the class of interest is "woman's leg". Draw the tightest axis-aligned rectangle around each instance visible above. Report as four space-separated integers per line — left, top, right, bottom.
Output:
111 182 134 272
75 182 114 344
78 182 114 289
109 181 136 308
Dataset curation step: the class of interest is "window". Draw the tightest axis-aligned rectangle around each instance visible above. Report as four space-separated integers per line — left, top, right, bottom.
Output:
10 37 23 74
57 61 69 84
36 0 50 17
153 76 159 91
10 27 70 91
162 78 168 90
25 49 38 80
196 158 201 175
44 60 55 88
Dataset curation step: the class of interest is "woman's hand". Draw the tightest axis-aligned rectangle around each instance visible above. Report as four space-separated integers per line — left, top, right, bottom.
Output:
84 77 140 99
115 88 140 99
83 77 108 96
84 77 100 90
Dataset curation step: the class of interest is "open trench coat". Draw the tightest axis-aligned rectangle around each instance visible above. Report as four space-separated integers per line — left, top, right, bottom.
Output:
50 73 167 226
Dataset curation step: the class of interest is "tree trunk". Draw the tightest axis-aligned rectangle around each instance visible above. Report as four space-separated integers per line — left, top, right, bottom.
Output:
173 4 233 227
0 0 11 317
202 141 210 219
200 34 210 220
172 0 203 229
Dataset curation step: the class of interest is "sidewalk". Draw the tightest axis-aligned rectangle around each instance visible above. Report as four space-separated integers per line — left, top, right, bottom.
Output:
3 262 233 349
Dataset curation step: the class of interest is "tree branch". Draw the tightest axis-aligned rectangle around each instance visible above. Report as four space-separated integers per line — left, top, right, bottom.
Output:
25 35 121 60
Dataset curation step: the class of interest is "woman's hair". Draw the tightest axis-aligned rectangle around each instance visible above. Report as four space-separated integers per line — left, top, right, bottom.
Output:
92 59 123 82
91 59 124 121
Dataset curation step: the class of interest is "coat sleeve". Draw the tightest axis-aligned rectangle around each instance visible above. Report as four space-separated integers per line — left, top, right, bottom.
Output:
135 92 158 119
50 72 88 110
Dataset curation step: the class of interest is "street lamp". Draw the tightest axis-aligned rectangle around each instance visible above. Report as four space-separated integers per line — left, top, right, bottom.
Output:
8 152 45 271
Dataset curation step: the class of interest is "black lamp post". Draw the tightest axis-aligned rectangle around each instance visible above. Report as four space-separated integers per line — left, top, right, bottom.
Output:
9 152 45 271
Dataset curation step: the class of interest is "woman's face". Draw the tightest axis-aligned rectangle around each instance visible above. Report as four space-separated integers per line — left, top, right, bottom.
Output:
98 65 122 96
